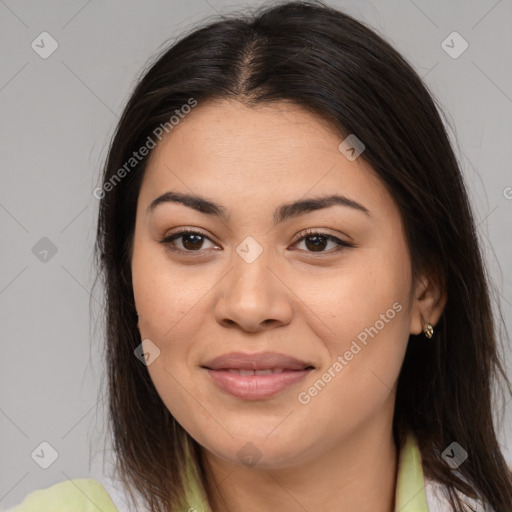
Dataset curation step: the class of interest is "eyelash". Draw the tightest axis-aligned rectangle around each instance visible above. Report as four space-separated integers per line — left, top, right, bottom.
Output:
159 228 355 256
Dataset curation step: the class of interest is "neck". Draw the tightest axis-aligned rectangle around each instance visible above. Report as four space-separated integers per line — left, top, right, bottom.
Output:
201 419 399 512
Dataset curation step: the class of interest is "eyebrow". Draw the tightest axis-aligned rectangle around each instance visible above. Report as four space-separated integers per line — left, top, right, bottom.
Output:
147 191 370 223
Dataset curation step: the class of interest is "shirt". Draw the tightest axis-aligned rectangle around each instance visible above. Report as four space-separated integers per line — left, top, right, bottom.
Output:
6 431 490 512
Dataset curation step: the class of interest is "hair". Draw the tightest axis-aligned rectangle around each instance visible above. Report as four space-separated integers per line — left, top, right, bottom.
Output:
93 1 512 510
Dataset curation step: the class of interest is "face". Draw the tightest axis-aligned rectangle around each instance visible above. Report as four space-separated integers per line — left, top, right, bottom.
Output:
131 99 422 470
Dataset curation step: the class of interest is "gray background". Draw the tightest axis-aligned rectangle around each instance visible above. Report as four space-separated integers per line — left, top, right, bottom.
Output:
1 0 511 509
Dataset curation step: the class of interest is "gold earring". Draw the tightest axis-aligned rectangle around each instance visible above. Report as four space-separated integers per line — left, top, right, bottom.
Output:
421 313 434 339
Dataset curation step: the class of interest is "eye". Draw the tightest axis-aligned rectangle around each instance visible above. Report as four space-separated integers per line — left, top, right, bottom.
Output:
159 229 218 253
293 229 354 254
160 228 354 255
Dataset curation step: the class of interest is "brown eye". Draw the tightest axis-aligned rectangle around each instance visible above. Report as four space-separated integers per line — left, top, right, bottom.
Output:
180 232 206 250
159 228 354 256
160 229 217 253
303 234 330 252
294 230 354 253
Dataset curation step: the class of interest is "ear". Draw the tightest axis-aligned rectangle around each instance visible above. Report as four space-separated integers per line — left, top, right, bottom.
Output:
409 268 447 336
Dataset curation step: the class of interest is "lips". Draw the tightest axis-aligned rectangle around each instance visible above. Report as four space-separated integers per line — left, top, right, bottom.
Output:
225 368 286 375
201 351 315 400
202 351 315 372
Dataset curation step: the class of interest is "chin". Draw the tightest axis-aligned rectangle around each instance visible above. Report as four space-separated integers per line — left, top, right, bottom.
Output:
201 433 314 471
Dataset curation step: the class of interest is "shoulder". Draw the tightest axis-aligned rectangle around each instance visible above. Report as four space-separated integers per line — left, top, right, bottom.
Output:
424 475 495 512
6 478 119 512
99 474 150 512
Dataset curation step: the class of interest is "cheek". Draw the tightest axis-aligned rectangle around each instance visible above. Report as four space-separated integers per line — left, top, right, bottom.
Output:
299 246 410 343
134 281 201 378
131 245 201 419
132 254 207 433
299 241 411 399
132 238 199 339
297 298 409 441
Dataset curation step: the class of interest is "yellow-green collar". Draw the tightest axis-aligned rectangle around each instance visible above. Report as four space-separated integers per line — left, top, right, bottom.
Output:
395 432 430 511
183 431 429 512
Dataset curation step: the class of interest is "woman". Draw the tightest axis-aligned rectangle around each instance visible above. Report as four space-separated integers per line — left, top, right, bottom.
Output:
9 1 512 511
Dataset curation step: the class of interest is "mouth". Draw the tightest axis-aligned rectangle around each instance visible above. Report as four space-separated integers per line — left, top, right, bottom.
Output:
202 351 315 371
201 351 316 400
216 367 314 375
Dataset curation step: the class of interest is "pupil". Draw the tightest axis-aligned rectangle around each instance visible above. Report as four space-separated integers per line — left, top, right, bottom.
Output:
306 235 326 252
183 234 203 250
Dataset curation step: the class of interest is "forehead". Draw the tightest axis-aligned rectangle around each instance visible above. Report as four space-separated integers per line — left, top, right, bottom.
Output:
138 99 396 221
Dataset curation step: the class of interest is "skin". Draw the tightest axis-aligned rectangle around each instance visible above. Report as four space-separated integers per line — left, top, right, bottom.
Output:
131 99 447 512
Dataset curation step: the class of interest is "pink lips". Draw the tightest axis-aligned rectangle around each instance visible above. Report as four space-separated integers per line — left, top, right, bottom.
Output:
202 351 315 400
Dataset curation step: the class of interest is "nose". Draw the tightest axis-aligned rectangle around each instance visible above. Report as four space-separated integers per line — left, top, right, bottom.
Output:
214 249 294 333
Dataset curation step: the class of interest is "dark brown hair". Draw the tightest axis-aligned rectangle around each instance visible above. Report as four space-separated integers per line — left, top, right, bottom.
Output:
93 1 512 510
